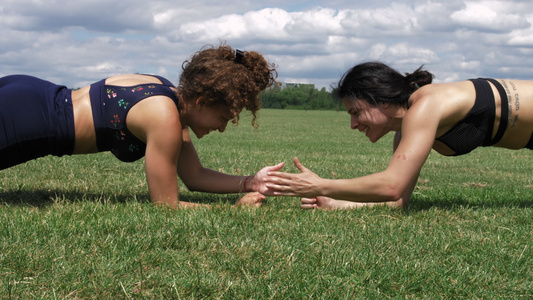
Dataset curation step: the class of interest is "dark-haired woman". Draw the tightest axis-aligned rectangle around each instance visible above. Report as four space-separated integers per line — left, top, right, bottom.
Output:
265 62 533 209
0 44 281 208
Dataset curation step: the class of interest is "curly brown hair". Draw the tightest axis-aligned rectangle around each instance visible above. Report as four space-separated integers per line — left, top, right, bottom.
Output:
178 43 277 128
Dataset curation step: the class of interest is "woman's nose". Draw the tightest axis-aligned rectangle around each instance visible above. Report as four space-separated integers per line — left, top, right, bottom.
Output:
351 115 358 129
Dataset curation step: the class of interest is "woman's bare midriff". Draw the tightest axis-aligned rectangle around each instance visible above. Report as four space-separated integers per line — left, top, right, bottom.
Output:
71 86 99 154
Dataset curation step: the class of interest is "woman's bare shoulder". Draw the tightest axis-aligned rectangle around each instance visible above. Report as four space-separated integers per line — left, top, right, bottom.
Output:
104 74 164 86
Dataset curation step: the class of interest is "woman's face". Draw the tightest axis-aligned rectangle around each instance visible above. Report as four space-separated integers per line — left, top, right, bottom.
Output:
343 97 393 143
188 102 238 138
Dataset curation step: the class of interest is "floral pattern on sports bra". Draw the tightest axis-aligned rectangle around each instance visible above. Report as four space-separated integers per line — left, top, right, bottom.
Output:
90 76 179 162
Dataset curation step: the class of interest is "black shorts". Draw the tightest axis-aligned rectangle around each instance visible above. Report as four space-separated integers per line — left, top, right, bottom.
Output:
0 75 75 169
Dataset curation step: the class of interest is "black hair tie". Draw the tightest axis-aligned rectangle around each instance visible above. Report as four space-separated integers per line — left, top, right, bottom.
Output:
234 49 244 64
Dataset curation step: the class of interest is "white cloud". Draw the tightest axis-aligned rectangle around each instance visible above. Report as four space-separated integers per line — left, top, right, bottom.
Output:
340 4 419 37
508 16 533 47
450 1 530 33
1 0 533 90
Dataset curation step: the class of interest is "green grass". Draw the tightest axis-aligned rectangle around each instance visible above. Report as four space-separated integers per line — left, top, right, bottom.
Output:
0 109 532 299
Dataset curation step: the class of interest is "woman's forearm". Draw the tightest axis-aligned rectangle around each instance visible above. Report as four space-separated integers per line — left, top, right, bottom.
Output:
182 167 249 194
318 173 405 203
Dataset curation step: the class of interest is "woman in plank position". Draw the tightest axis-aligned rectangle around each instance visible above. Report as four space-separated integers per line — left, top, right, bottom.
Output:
265 62 533 209
0 44 281 208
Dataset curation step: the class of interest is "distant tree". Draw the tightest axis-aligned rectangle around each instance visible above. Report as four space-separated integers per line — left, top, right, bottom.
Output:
259 84 342 110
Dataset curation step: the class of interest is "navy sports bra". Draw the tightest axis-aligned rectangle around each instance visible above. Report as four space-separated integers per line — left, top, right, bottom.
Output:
89 75 179 162
435 78 508 156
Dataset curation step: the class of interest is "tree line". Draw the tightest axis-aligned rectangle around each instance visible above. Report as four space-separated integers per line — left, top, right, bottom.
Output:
259 83 343 110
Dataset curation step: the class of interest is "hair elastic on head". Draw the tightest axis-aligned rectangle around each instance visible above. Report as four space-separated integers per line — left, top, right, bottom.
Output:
234 49 244 64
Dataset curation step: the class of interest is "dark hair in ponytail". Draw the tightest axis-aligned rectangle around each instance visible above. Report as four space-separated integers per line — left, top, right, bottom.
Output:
335 61 434 108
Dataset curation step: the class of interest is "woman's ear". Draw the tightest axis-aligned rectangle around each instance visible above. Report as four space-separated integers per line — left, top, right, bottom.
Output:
195 96 206 109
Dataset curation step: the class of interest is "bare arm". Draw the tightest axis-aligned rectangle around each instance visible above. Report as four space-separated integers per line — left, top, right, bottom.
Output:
176 128 244 193
129 96 185 208
128 96 257 208
390 131 419 207
265 98 439 206
177 128 284 194
105 75 269 208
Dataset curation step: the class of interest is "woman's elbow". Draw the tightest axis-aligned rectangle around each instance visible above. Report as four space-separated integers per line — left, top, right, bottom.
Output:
178 170 203 192
182 180 201 192
384 186 411 209
386 197 409 209
382 184 406 203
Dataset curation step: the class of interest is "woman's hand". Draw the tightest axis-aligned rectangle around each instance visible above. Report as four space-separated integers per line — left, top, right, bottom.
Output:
235 192 266 208
249 162 285 194
264 157 322 197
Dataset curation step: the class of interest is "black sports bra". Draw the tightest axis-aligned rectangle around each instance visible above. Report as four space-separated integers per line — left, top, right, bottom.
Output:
435 78 508 156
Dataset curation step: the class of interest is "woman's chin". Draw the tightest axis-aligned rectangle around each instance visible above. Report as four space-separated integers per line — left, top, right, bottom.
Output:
367 133 382 143
191 129 205 139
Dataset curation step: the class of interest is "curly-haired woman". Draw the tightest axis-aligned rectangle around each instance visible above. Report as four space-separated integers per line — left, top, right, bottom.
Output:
0 43 281 208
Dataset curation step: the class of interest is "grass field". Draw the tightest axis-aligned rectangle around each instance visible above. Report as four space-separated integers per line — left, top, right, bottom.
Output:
0 109 532 299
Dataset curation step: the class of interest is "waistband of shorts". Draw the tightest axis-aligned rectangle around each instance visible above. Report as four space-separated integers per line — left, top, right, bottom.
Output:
53 87 75 156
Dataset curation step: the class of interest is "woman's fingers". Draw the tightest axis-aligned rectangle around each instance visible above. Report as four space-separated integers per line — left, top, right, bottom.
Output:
266 158 308 177
300 197 317 209
268 162 285 172
266 171 293 179
301 197 316 204
293 157 309 172
264 184 298 196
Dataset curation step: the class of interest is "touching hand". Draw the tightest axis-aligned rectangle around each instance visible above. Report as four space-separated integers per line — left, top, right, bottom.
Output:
264 157 322 197
250 162 285 194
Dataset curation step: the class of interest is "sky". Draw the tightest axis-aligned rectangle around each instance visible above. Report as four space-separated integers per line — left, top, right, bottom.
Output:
2 0 533 90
